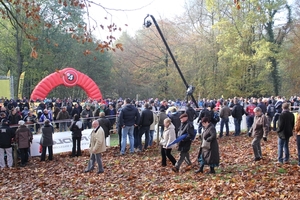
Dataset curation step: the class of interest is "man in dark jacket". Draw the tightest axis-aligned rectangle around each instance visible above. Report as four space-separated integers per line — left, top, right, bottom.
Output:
277 103 295 164
185 103 197 123
0 119 15 168
231 98 245 136
98 112 111 138
219 101 231 137
138 103 153 151
172 113 194 173
119 98 140 155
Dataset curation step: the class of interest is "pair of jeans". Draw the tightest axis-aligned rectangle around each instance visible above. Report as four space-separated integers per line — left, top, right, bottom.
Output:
85 153 104 173
234 118 242 136
149 130 155 146
121 125 134 154
161 146 176 166
246 115 254 132
278 137 290 163
0 148 13 168
138 126 150 150
59 122 68 132
72 137 81 156
220 118 229 137
252 136 262 159
19 148 29 165
297 135 300 165
83 121 92 129
41 146 53 161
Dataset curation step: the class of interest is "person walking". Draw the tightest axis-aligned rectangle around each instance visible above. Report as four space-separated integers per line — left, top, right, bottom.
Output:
160 118 176 167
15 120 33 167
69 114 83 157
84 120 106 174
248 107 269 161
172 113 194 173
276 103 295 164
195 117 220 174
40 120 54 161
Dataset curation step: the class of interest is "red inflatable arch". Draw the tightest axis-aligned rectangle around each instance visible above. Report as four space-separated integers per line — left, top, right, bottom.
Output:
30 67 103 101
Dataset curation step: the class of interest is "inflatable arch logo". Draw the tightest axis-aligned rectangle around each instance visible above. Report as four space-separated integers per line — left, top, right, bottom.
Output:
30 67 103 101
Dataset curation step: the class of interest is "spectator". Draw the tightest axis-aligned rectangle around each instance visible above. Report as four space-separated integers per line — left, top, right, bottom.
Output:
294 115 300 166
84 120 106 174
245 100 256 132
219 101 231 137
149 107 158 147
69 114 83 157
185 103 197 123
105 104 116 131
195 116 220 174
172 113 194 173
39 109 53 122
138 103 153 151
40 120 54 161
81 105 93 129
276 103 295 164
15 120 33 167
248 107 268 161
169 108 181 138
98 112 111 139
231 98 245 136
119 98 140 155
160 118 176 167
0 119 15 169
56 106 70 132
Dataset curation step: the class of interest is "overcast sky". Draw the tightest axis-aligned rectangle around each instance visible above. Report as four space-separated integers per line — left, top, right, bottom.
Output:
88 0 186 39
88 0 296 40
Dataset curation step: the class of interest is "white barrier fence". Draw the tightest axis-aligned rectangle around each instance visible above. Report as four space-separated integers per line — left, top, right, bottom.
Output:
30 116 247 157
30 129 110 157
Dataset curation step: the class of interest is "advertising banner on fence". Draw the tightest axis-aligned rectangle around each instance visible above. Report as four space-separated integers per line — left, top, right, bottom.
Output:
30 129 110 157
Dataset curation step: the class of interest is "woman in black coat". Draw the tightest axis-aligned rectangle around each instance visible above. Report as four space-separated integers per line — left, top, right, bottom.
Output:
195 117 220 174
40 119 54 161
69 114 83 157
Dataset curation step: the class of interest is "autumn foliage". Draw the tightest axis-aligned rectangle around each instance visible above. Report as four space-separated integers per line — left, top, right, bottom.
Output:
0 131 300 199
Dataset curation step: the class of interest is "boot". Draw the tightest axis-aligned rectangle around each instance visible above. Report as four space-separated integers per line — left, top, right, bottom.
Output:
194 164 204 174
209 166 215 174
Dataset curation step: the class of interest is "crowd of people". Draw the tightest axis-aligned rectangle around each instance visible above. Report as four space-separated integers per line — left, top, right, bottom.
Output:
0 95 300 173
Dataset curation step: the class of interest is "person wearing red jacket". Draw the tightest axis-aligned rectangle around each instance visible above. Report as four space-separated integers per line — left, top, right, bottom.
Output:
245 100 256 132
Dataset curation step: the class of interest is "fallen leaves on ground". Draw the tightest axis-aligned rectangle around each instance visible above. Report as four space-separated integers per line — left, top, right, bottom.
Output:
1 131 300 199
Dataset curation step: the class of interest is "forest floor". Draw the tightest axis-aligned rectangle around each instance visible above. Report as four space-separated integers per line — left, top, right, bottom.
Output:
1 131 300 199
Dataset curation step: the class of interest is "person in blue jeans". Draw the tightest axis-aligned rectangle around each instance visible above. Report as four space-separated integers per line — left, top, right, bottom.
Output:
219 101 231 137
119 98 140 155
276 102 294 164
231 98 245 136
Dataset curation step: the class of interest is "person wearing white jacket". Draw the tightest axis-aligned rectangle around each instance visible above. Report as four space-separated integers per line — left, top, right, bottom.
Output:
160 118 177 167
